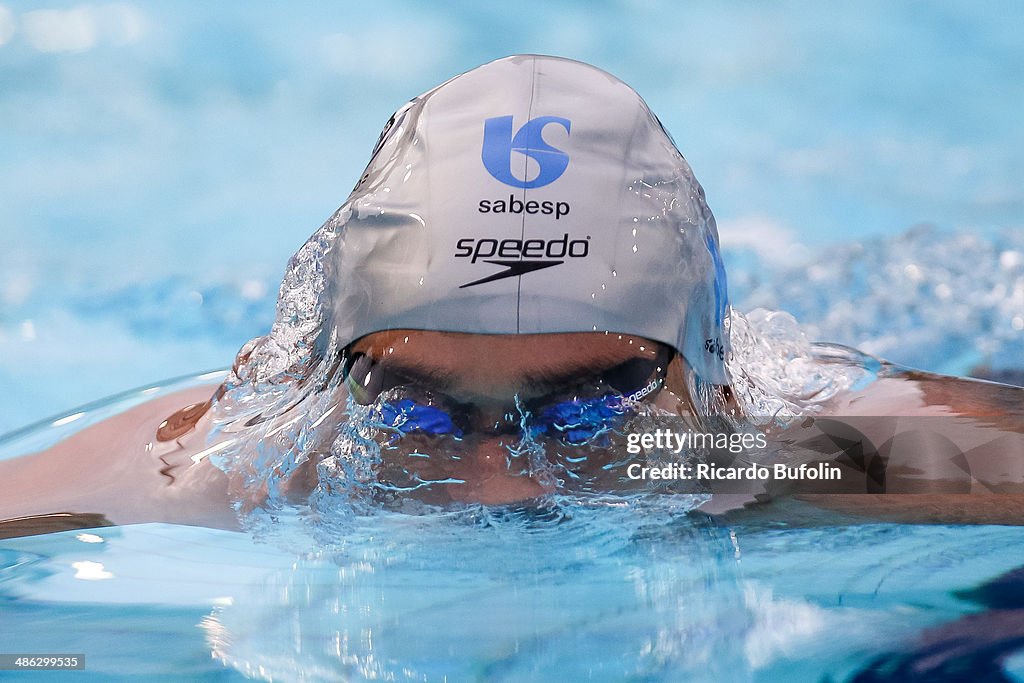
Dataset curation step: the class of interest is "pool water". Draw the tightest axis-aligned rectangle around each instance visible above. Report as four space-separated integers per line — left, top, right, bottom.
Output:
3 466 1024 680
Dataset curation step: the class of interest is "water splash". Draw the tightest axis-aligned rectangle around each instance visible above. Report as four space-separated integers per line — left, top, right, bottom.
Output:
727 308 879 420
203 500 751 682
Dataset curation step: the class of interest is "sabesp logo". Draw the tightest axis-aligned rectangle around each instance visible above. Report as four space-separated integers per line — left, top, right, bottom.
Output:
481 115 571 189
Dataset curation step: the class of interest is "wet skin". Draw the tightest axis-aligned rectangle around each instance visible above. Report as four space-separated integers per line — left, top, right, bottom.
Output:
0 331 690 535
346 330 691 505
0 331 1023 537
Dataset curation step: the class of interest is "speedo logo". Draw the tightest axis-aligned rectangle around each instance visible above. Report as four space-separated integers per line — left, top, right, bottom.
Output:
621 378 662 407
454 234 590 288
455 234 590 263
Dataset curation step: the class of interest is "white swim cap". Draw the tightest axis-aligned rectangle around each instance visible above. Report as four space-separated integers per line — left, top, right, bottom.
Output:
326 55 730 384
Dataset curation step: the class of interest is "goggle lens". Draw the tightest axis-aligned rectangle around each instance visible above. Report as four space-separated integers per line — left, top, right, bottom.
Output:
345 345 672 445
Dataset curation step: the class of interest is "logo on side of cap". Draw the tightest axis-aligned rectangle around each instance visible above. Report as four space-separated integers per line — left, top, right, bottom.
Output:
481 115 571 188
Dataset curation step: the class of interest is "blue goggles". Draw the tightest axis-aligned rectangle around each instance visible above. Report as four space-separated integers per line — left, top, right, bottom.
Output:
342 344 673 445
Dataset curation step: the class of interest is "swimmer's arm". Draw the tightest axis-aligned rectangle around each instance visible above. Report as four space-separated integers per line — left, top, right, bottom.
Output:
832 369 1024 424
0 385 239 538
777 372 1024 524
700 492 1024 528
793 493 1024 526
829 371 1024 488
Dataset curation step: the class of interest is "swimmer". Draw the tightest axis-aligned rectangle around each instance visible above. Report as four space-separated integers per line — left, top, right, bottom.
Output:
1 55 1022 538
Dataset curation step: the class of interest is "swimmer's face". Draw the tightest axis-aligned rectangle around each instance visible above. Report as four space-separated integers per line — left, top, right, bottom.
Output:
345 330 694 505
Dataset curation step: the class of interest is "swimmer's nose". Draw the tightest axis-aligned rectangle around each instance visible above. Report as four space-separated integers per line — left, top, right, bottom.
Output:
448 433 550 505
471 404 523 437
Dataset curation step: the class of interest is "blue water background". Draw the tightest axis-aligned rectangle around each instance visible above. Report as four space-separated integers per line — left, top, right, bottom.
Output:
1 1 1022 427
